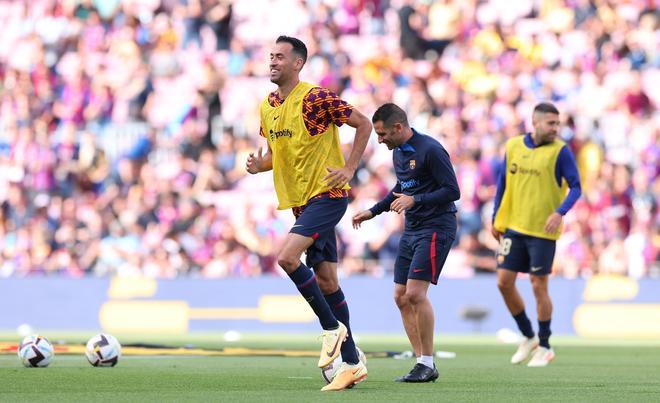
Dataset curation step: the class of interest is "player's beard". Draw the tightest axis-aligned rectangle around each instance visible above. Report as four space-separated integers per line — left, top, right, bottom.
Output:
542 131 557 144
534 131 556 145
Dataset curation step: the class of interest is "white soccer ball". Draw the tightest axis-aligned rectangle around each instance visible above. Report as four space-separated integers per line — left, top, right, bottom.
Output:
17 335 54 367
321 347 367 384
85 333 121 367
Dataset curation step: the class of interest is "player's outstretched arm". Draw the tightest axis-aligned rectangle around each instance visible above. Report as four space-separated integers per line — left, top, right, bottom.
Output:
352 210 374 229
245 144 273 174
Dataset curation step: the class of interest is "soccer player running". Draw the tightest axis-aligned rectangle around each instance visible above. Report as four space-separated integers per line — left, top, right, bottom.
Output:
352 103 460 383
491 102 581 367
245 36 372 391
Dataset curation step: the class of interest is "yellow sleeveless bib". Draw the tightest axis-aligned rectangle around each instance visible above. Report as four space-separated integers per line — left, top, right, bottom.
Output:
259 81 349 209
494 135 567 240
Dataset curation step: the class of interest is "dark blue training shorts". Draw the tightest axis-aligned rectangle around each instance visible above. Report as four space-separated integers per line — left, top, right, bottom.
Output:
394 229 454 285
289 196 348 268
496 230 556 275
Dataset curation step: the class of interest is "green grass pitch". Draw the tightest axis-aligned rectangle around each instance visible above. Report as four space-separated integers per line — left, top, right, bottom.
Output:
1 334 659 402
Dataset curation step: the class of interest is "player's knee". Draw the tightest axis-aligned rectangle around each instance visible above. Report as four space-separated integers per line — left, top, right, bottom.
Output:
531 283 548 298
394 293 408 309
530 276 548 294
277 255 299 272
317 277 338 295
405 291 426 306
497 279 514 292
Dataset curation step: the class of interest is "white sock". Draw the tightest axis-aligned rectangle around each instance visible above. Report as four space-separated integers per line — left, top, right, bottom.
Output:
420 355 434 369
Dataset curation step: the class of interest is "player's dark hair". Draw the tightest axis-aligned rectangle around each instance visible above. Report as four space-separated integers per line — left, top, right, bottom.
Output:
276 35 307 65
533 102 559 115
372 103 409 128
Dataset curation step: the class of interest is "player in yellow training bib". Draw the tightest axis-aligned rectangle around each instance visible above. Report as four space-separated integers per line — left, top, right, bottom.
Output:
492 102 581 367
245 36 372 391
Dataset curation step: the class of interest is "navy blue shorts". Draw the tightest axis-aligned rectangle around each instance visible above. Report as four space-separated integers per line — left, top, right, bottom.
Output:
496 230 556 275
394 229 454 285
289 196 348 268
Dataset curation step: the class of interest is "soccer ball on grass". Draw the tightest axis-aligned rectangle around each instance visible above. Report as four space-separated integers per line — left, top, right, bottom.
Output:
85 333 121 367
18 335 54 367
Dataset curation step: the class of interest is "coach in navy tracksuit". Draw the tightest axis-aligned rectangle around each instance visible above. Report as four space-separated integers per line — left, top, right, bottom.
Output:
352 103 460 383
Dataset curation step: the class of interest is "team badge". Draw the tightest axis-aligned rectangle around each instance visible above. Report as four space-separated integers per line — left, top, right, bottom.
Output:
409 159 416 170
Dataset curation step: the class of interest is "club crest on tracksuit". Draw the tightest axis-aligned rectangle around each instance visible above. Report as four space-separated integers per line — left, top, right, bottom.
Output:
409 159 416 170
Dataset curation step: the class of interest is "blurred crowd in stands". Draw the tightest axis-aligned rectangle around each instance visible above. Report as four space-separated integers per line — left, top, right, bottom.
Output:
0 0 657 279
